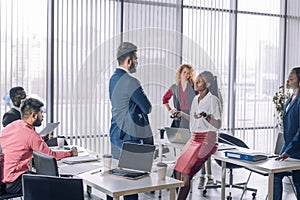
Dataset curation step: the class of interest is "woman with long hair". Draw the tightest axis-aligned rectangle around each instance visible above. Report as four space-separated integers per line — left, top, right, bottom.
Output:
274 67 300 200
174 71 222 199
162 64 196 128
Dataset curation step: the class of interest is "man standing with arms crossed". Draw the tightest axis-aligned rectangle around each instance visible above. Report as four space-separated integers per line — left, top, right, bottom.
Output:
108 42 154 200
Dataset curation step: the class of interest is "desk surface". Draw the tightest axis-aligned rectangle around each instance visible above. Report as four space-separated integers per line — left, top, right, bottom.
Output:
214 148 300 200
214 150 300 173
77 171 183 198
54 146 102 176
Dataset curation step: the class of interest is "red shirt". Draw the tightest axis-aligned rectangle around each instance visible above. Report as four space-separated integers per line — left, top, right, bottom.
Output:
0 120 71 183
162 86 190 111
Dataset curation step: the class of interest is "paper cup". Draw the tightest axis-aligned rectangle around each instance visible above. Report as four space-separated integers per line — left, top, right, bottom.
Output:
157 162 168 180
57 136 65 149
103 154 112 172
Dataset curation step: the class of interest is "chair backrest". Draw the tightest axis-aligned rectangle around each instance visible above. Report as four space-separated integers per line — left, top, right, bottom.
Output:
216 133 249 170
218 133 249 149
45 138 68 147
274 132 284 155
22 174 84 200
33 151 59 177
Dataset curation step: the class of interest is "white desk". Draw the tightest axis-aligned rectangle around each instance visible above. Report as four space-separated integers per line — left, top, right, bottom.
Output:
77 170 184 200
54 146 102 176
214 150 300 200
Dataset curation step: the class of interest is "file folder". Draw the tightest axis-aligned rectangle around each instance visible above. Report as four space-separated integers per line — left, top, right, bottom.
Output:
225 150 268 162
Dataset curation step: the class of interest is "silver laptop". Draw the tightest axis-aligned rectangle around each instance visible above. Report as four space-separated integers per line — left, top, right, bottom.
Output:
109 142 155 179
165 127 191 144
39 122 60 136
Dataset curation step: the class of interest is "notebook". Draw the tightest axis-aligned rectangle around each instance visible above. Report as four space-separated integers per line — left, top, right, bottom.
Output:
165 127 191 144
61 155 100 164
39 122 60 136
109 142 156 180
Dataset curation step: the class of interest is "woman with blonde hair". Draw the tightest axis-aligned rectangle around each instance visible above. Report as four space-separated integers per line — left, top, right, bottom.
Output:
162 64 196 128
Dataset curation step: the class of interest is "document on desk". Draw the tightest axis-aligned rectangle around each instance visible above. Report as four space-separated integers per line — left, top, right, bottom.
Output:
218 144 237 151
59 163 101 176
61 155 100 164
225 149 268 162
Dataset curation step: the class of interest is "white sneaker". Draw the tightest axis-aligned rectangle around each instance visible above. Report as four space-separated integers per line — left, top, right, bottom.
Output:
207 175 214 184
198 176 207 189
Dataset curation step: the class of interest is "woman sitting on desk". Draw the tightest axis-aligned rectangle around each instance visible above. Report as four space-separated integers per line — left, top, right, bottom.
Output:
173 71 222 200
274 67 300 200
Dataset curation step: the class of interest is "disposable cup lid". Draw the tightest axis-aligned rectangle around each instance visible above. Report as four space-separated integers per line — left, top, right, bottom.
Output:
157 162 167 167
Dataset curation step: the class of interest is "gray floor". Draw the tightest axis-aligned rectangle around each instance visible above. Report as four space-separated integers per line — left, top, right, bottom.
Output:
89 159 297 200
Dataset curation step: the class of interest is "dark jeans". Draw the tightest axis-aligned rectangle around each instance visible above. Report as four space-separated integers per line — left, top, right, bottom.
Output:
6 171 35 195
274 170 300 200
106 194 138 200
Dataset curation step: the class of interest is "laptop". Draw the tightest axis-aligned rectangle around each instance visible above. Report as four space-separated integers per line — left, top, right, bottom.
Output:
109 142 156 180
39 122 60 136
165 127 191 144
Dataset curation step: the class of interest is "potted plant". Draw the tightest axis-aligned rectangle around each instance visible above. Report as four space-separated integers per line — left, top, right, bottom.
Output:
272 85 288 129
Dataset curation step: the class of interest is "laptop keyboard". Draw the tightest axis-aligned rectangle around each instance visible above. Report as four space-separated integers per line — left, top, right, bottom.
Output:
110 168 148 178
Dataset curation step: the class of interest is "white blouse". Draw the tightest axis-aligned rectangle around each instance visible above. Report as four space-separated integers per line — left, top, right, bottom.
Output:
190 92 222 133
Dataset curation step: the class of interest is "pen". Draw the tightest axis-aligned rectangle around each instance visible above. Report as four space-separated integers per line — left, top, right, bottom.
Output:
90 170 102 175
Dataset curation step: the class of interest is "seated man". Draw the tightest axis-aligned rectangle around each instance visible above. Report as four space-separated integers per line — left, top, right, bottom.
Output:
0 98 78 195
2 86 27 127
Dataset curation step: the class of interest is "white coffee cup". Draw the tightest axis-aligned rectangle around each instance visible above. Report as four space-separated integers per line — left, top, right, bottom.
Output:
103 154 112 172
57 136 65 149
157 162 168 181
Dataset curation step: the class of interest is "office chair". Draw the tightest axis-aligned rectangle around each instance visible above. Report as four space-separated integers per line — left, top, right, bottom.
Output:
203 133 257 200
32 151 59 177
0 154 23 200
45 137 68 147
32 152 101 199
22 174 84 200
0 193 23 200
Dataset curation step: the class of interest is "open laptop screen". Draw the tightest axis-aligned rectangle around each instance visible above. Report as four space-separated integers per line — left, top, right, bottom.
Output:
118 143 155 172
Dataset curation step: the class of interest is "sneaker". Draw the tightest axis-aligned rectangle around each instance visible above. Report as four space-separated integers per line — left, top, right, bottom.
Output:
198 176 207 189
207 175 215 184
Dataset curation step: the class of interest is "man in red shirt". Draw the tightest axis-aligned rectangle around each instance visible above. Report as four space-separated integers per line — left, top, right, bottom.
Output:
0 98 78 195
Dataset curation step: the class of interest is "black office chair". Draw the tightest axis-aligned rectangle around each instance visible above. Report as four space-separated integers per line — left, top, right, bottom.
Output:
0 193 23 200
0 154 23 200
274 132 284 155
32 151 59 177
32 152 101 199
203 133 257 200
22 174 84 200
45 138 68 147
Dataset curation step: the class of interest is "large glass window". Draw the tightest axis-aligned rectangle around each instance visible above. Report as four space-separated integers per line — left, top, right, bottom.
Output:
0 0 47 126
1 0 300 155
